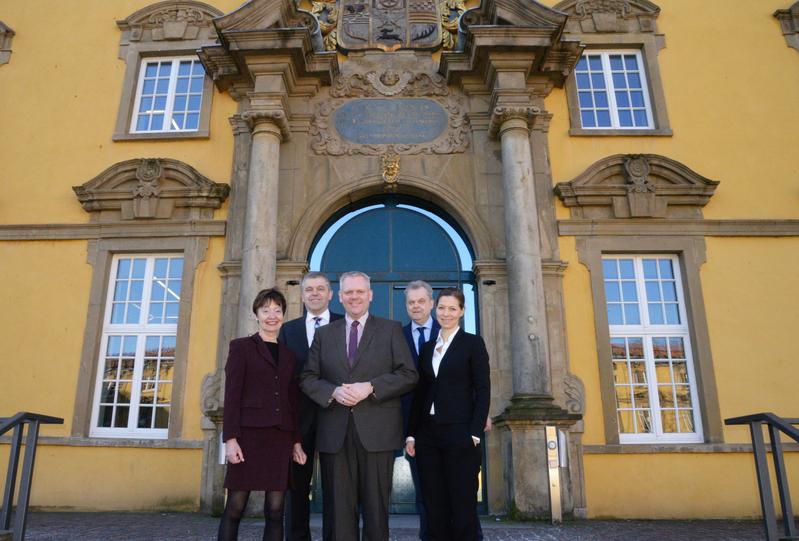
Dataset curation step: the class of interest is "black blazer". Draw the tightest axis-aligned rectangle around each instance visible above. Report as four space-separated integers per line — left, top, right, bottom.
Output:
408 328 490 440
222 334 300 443
278 312 344 437
401 319 441 436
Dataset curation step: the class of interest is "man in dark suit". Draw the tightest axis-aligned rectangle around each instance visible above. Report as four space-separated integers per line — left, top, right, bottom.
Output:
301 271 418 541
279 272 343 541
401 281 439 541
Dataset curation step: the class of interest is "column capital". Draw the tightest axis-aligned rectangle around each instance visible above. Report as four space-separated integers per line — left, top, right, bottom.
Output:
241 109 291 141
488 105 540 139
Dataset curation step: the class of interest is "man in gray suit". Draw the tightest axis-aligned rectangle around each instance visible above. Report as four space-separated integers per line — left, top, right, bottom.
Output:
301 271 418 541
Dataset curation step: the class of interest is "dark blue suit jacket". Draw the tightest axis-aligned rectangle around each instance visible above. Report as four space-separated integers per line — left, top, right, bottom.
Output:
279 312 344 438
401 319 440 437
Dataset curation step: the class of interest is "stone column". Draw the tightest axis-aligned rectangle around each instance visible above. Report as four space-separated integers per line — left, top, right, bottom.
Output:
489 106 551 400
236 110 288 335
488 106 581 519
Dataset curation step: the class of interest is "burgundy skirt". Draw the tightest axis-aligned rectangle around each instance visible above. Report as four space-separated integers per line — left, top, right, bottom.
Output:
224 426 294 491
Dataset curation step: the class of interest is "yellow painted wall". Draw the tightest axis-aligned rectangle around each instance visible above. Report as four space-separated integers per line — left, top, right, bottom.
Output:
543 0 799 220
585 453 799 519
0 445 202 511
0 0 242 225
0 241 90 436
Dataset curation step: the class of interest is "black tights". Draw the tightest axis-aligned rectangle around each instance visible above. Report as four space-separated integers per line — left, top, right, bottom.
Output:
217 490 285 541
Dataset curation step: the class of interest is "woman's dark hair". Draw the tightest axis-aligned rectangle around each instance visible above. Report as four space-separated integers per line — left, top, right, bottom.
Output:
252 288 287 315
436 288 465 309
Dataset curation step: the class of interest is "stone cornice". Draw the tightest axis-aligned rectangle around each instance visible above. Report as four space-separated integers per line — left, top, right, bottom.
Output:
0 221 227 241
775 2 799 52
116 1 222 52
557 219 799 237
554 0 660 34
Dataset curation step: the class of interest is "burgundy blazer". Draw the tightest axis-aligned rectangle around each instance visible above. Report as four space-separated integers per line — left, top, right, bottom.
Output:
222 334 301 444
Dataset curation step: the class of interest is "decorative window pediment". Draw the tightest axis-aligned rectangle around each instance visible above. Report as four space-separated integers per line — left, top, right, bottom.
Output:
775 2 799 52
556 0 660 34
0 21 15 66
73 158 229 222
554 154 718 219
117 1 222 46
113 2 222 140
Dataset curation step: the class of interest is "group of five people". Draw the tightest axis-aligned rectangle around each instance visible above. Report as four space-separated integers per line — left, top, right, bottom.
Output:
218 271 491 541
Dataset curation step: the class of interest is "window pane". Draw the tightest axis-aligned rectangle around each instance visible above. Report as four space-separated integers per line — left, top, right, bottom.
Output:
632 385 649 407
190 78 203 93
603 259 618 278
628 338 644 358
581 110 595 128
618 410 634 433
605 281 620 302
588 55 602 70
628 73 641 88
612 72 627 89
675 385 692 408
595 91 608 108
659 259 674 278
578 92 593 107
645 281 661 302
154 407 170 429
642 259 658 279
609 55 623 71
188 95 202 111
186 113 199 130
630 91 645 107
178 61 191 76
669 337 685 359
621 281 637 301
607 304 623 325
661 410 677 433
635 410 652 433
610 337 627 358
169 259 183 279
618 259 635 279
114 406 129 428
662 282 677 302
633 109 648 127
615 386 632 408
615 91 629 107
596 110 611 127
176 77 189 93
138 407 154 429
655 362 671 383
658 385 675 407
623 303 640 325
624 55 638 70
665 303 680 324
678 410 695 432
630 362 647 384
648 303 664 324
192 62 204 76
618 110 633 127
613 361 630 383
576 57 587 70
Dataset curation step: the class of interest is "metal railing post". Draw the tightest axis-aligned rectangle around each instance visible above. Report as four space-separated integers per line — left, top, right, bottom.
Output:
12 420 40 541
767 423 797 538
0 424 23 530
750 421 778 541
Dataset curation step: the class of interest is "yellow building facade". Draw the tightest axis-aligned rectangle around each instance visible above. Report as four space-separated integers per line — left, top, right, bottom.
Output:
1 0 797 519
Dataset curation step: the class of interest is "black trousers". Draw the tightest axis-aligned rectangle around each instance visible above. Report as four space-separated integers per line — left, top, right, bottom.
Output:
285 429 315 541
319 414 395 541
415 417 481 541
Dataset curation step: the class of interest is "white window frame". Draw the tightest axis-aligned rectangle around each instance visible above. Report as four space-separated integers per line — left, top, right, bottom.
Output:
576 49 655 131
90 254 183 439
129 56 205 134
603 255 704 444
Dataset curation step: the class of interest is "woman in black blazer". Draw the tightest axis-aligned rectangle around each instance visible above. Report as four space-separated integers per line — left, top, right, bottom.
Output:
218 288 307 541
406 288 490 541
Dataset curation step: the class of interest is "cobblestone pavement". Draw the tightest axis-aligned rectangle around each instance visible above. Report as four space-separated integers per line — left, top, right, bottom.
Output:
17 512 766 540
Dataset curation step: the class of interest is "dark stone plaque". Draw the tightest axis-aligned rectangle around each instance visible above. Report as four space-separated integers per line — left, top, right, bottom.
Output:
333 98 448 145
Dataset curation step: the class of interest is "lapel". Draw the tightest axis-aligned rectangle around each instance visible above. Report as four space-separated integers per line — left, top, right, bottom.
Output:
351 315 377 370
291 317 310 355
434 328 464 378
327 318 348 368
251 334 277 367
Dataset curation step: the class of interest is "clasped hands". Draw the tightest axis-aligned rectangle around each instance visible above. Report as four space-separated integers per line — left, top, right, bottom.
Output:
225 438 307 465
331 382 374 407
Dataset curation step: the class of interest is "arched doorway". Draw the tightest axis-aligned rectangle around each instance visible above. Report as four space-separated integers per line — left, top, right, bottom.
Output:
308 195 483 513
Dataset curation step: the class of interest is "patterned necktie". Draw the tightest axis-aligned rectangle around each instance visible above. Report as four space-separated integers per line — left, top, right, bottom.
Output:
347 320 360 368
416 327 426 356
313 316 322 329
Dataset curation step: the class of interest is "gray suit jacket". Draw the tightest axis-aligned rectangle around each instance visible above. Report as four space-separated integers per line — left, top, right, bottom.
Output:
300 314 418 453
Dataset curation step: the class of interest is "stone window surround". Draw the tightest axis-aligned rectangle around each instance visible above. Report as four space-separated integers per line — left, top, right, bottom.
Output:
112 2 222 141
71 236 208 440
555 0 673 137
0 21 14 66
565 37 671 137
575 236 723 446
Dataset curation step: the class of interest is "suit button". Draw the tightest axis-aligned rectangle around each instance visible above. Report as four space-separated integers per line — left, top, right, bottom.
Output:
275 392 279 396
275 408 280 412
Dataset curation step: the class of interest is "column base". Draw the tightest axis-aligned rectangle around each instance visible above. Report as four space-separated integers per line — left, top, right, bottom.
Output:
492 394 581 520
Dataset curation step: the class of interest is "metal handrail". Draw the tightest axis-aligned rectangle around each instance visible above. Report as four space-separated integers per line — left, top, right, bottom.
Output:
0 412 63 541
725 412 799 541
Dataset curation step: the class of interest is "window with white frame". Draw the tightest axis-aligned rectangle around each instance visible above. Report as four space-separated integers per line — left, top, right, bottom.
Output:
602 255 703 443
130 57 206 133
90 255 183 438
575 51 654 130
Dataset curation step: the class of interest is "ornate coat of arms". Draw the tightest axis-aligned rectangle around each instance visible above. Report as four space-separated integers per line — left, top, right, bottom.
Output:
338 0 441 51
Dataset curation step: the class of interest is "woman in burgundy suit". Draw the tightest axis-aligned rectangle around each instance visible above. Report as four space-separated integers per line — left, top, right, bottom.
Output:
218 289 307 541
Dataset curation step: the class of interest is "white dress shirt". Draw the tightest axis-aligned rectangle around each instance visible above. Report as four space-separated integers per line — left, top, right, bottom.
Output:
430 326 458 414
305 309 331 347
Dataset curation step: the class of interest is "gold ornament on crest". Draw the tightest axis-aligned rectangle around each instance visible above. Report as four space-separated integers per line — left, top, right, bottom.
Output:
311 1 339 51
439 0 465 50
381 153 400 191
